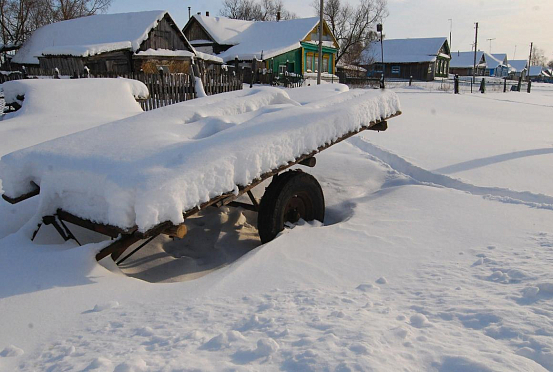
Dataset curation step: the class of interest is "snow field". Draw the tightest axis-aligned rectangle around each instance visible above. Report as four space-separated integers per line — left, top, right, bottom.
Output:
0 82 552 371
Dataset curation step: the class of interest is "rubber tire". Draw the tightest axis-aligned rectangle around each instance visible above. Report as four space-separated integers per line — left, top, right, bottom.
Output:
257 170 325 244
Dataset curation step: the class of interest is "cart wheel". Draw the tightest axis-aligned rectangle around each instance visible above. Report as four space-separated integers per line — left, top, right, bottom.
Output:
257 170 325 244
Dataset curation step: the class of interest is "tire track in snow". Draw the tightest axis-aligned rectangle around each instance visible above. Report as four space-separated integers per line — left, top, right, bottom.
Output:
349 136 553 211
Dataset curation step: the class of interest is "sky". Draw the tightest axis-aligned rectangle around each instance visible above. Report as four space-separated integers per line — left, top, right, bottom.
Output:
108 0 553 63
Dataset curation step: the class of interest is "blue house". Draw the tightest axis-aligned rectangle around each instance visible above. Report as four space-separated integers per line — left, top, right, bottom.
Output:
486 53 509 77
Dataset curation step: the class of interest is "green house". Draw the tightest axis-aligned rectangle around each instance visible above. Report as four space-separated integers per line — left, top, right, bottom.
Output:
183 14 339 77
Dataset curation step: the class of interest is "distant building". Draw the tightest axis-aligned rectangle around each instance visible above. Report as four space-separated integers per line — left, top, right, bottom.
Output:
508 60 528 79
12 11 221 76
183 14 339 78
361 37 451 81
486 54 509 77
449 51 487 76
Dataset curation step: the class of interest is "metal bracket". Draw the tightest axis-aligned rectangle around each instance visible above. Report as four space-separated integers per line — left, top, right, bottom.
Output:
42 215 81 245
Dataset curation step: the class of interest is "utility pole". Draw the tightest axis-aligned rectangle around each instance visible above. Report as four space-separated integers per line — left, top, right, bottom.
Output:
472 22 478 83
317 0 323 85
487 38 495 54
527 42 533 82
448 19 452 51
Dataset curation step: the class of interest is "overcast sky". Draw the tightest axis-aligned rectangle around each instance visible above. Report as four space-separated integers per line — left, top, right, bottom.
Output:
109 0 553 63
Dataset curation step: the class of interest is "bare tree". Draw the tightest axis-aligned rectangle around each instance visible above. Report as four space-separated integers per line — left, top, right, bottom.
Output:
313 0 387 64
529 46 546 67
0 0 111 46
220 0 295 21
548 60 553 70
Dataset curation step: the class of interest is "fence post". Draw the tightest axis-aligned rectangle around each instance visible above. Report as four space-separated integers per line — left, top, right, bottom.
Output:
517 76 522 92
454 74 459 94
479 78 485 93
503 77 507 92
527 80 531 93
409 76 413 86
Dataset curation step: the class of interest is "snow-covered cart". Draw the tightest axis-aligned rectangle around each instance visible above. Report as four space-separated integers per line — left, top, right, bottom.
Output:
0 85 401 264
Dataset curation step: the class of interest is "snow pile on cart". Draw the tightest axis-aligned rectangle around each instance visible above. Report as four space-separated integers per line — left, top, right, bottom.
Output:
0 85 400 232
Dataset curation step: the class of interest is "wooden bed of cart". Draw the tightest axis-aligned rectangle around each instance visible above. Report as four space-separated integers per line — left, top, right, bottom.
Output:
2 112 400 264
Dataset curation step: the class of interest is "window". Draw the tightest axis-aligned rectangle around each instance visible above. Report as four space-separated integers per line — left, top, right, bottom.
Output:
279 64 286 74
306 53 313 72
314 54 319 72
375 63 383 72
322 56 329 74
391 66 400 74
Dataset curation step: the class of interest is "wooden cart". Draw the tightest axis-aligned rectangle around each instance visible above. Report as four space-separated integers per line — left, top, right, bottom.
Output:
2 112 400 264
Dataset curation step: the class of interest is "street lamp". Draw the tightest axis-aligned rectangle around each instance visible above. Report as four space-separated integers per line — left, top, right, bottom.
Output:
377 23 384 88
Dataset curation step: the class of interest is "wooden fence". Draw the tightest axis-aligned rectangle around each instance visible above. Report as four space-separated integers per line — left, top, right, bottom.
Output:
0 71 23 84
93 70 242 110
1 69 243 111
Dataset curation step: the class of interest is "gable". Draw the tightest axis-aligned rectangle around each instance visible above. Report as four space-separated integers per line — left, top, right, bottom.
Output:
182 17 215 45
302 21 339 49
139 13 194 52
438 40 450 57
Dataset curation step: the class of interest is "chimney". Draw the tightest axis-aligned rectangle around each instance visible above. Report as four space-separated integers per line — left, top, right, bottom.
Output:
277 11 281 21
197 12 201 15
206 11 210 16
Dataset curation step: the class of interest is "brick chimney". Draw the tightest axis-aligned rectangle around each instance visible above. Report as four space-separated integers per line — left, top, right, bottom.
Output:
277 11 281 21
206 11 210 16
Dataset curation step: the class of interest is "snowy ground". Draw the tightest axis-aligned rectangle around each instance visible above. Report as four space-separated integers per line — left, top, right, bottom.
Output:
1 82 553 371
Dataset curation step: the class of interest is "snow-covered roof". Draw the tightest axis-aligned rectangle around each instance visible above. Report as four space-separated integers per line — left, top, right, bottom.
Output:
484 53 504 69
191 15 253 45
492 53 507 64
13 11 190 64
188 16 332 62
528 66 543 76
336 62 367 72
363 37 449 64
509 60 527 72
449 51 486 68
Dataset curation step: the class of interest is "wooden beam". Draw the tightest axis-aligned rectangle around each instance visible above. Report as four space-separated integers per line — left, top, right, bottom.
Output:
1 181 39 204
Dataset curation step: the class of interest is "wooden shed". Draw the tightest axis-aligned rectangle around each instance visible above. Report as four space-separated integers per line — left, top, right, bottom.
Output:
12 10 221 76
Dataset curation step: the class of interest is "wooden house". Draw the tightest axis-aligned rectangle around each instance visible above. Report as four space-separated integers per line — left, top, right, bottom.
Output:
12 10 221 76
183 14 339 78
449 51 487 76
361 37 451 81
